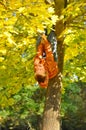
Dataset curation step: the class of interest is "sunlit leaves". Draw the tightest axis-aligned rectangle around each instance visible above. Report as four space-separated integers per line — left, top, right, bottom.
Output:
62 0 86 86
62 1 86 23
0 0 56 109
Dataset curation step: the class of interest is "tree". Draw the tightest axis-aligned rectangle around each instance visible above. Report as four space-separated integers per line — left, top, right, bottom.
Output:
0 0 86 129
42 0 86 130
42 0 65 130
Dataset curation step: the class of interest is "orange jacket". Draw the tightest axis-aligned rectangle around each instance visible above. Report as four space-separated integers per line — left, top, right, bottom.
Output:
34 34 58 88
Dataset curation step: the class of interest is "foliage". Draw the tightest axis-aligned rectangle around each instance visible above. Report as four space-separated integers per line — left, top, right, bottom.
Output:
61 81 86 130
62 0 86 83
0 0 56 108
0 85 45 129
60 0 86 129
0 0 56 128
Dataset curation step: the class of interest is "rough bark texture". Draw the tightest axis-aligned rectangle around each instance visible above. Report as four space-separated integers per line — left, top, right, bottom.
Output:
42 0 66 130
42 37 64 130
42 35 64 130
42 74 62 130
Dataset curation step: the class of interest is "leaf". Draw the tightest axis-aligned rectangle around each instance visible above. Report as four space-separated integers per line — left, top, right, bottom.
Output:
18 7 25 13
0 48 7 55
0 57 4 62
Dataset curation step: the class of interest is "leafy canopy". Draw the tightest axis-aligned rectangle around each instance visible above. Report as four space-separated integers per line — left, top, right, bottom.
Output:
0 0 57 108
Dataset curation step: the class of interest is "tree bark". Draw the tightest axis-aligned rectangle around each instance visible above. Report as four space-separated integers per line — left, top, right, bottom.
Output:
42 38 64 130
42 0 66 130
42 74 62 130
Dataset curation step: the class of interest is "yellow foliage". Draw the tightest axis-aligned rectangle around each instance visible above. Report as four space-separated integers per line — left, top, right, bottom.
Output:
8 98 15 106
0 48 7 55
0 65 6 70
64 44 79 61
0 57 5 62
0 0 58 108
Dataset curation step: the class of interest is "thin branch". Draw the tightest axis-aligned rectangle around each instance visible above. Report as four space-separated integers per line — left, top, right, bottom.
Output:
0 1 7 9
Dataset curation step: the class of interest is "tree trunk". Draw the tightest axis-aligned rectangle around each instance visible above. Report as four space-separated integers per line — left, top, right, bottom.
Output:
42 37 64 130
42 0 66 130
42 74 62 130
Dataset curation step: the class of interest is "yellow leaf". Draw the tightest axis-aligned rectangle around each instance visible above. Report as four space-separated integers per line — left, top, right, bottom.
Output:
48 7 54 13
0 48 7 55
6 42 14 47
4 32 11 37
0 57 4 62
1 65 6 70
18 7 25 13
8 98 15 106
51 15 58 25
